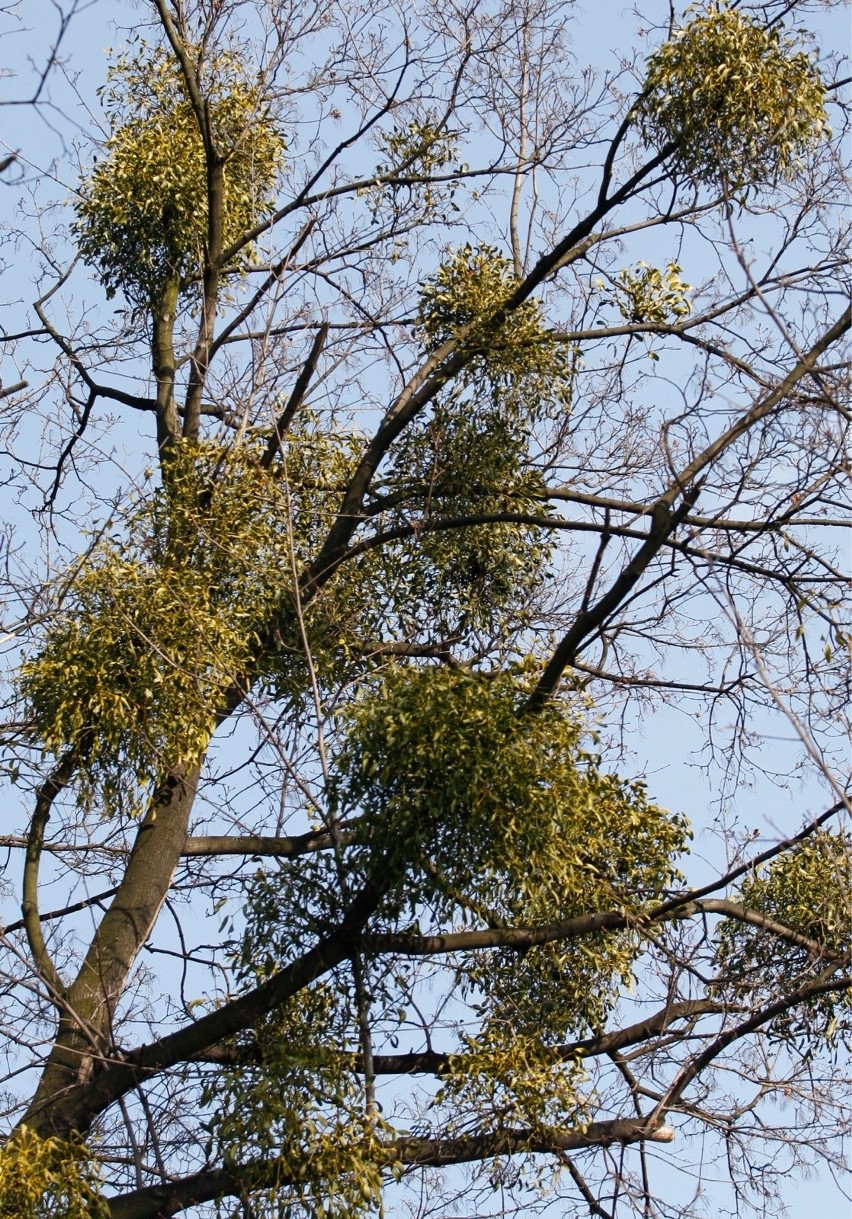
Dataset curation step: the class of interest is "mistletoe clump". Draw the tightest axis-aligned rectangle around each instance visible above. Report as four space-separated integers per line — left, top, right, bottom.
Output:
606 260 693 325
336 666 688 939
715 831 851 1045
19 437 350 815
381 246 575 635
637 4 829 192
418 244 574 415
328 665 689 1127
0 1127 107 1219
20 446 286 812
74 41 285 303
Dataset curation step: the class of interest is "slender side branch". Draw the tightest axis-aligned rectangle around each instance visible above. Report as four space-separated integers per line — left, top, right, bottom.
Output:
649 972 852 1123
528 485 702 708
652 801 844 916
0 379 28 399
667 306 850 497
261 323 329 468
181 827 342 858
528 304 850 708
21 748 79 1001
305 148 679 589
5 886 119 936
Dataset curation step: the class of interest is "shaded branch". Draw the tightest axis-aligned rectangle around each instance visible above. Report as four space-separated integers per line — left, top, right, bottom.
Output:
652 801 845 917
696 897 847 962
4 885 119 935
0 378 28 400
195 997 727 1075
528 485 703 708
181 826 343 859
107 1119 675 1219
29 882 381 1138
261 322 329 468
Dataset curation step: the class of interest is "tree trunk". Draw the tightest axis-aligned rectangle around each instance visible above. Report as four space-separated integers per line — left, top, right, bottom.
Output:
22 763 201 1136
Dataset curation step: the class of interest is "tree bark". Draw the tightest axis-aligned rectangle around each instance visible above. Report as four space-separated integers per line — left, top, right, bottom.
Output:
22 763 200 1134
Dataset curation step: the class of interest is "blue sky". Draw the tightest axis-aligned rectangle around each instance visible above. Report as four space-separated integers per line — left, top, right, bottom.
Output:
0 1 848 1214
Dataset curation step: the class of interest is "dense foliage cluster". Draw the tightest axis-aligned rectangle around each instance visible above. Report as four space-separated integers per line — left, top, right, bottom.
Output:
336 667 688 1119
417 245 573 408
716 832 852 1045
638 3 829 191
373 246 573 633
74 42 285 302
207 988 390 1219
336 666 688 929
0 1127 106 1219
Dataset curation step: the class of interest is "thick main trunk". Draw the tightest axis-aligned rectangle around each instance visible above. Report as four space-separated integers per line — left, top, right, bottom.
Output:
22 763 200 1136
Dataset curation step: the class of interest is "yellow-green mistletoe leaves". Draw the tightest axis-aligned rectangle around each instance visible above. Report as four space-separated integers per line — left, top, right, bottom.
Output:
438 1028 590 1136
74 41 285 302
715 831 851 1046
384 401 554 635
20 436 352 815
417 245 574 416
385 245 574 635
378 115 458 179
232 667 689 1148
600 261 693 325
369 113 462 227
637 4 829 192
0 1127 107 1219
335 666 688 932
21 447 278 811
205 987 387 1219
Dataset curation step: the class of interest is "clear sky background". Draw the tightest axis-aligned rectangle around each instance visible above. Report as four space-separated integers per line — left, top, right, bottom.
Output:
0 1 848 1215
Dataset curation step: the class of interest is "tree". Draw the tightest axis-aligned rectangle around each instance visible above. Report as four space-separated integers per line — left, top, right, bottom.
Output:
0 0 849 1215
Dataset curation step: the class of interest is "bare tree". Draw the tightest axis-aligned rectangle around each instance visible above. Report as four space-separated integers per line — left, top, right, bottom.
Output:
0 1 848 1216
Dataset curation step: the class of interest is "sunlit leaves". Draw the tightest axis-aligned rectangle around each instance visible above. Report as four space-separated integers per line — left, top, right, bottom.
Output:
598 260 693 325
335 665 688 934
20 435 353 814
74 42 285 302
715 831 852 1045
379 116 459 178
336 663 687 1128
637 4 829 192
205 988 385 1219
417 244 574 415
368 114 463 227
3 0 848 1212
0 1127 107 1219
